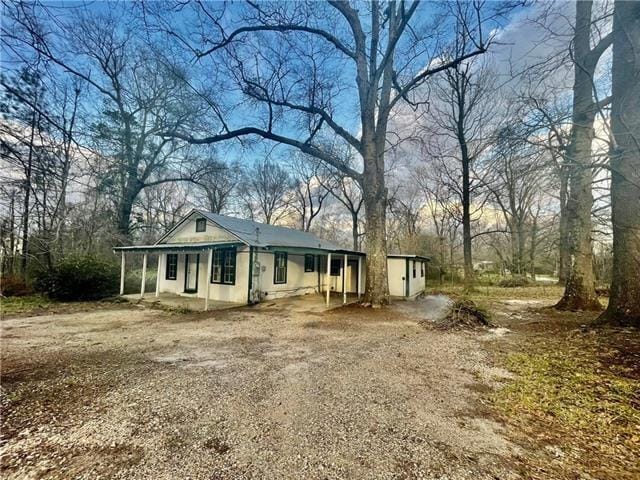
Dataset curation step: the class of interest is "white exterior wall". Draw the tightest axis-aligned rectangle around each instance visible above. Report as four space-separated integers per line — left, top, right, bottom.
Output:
407 259 426 297
204 247 250 303
158 252 182 295
386 257 426 298
155 213 250 304
253 250 320 300
164 214 236 244
157 247 250 304
387 258 407 297
324 257 360 294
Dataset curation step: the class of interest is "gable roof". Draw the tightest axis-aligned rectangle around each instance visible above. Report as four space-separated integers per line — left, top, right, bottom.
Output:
200 211 346 251
155 209 350 253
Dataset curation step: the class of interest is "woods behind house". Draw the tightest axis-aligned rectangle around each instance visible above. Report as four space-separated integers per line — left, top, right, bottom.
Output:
1 1 638 323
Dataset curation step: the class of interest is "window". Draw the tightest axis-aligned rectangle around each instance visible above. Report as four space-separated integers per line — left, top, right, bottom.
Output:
304 254 315 272
211 247 236 284
196 218 206 232
421 261 425 278
330 258 341 276
412 260 416 278
165 254 178 280
274 251 287 284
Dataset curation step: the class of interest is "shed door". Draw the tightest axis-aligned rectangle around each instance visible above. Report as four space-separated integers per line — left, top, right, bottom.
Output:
184 254 199 293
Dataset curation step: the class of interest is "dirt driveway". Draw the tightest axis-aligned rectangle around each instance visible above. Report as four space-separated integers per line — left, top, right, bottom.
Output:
1 298 516 480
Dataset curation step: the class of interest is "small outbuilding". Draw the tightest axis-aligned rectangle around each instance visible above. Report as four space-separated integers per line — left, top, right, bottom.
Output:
114 209 428 309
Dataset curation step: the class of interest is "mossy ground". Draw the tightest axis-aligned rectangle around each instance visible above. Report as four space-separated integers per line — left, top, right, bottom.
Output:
0 294 130 317
430 283 638 478
489 304 638 479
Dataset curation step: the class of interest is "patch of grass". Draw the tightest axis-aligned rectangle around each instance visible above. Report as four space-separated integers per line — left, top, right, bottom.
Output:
493 330 640 479
1 294 54 316
427 284 564 301
0 294 132 318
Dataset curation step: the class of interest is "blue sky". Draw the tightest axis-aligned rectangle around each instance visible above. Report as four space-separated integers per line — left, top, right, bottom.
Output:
1 1 588 170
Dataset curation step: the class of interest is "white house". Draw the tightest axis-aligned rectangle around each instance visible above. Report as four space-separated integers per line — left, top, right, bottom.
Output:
114 209 429 309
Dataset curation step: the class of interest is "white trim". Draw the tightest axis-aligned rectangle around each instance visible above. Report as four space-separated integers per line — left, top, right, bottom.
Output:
140 254 147 299
343 254 347 304
120 251 125 295
357 256 362 298
326 253 331 306
205 248 213 311
155 254 162 297
154 209 247 247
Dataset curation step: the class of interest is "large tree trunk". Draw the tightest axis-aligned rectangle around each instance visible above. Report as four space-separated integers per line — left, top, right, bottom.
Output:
600 0 640 326
558 166 570 283
556 0 604 311
361 153 389 306
116 181 140 240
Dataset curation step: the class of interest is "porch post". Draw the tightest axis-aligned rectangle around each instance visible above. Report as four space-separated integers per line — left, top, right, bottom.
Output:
205 248 212 311
140 253 147 299
155 254 162 297
343 254 347 304
357 255 362 299
119 251 125 295
326 253 331 306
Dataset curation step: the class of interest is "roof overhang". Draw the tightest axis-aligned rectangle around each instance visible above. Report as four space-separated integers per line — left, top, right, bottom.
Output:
113 241 243 254
255 245 365 256
387 254 431 261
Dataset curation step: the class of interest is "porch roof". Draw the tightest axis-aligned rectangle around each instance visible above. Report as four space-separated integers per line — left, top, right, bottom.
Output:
113 241 243 253
113 242 364 256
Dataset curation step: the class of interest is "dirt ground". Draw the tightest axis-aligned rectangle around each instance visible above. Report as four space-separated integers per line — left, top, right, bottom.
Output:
1 293 638 479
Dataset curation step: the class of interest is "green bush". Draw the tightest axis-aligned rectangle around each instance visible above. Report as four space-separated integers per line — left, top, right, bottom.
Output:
498 276 531 288
0 275 32 297
34 256 119 301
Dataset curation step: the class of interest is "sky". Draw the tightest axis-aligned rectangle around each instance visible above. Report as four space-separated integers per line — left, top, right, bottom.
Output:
2 0 614 180
1 1 545 163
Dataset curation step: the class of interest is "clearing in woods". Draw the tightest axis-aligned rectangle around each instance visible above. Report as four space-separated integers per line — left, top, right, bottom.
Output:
1 287 638 480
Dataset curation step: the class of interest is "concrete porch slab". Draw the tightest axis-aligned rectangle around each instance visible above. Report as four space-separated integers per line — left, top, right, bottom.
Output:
122 293 241 312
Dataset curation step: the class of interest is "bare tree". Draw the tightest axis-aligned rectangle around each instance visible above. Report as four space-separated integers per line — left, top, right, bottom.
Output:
600 0 640 326
289 154 331 232
484 126 551 277
153 1 514 305
3 3 217 240
415 166 460 284
239 159 294 225
194 159 239 214
555 0 612 311
318 166 364 252
420 56 497 290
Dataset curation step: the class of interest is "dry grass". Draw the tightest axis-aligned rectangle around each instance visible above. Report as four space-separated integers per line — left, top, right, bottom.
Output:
489 307 640 480
0 294 130 318
427 284 565 301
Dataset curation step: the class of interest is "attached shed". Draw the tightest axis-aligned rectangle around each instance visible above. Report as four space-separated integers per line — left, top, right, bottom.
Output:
387 254 430 298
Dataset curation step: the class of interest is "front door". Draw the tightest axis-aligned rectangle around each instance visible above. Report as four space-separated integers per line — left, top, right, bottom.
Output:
184 254 199 293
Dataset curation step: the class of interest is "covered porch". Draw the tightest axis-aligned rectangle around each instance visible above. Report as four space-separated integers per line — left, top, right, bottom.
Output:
321 251 365 307
114 242 245 311
121 292 240 312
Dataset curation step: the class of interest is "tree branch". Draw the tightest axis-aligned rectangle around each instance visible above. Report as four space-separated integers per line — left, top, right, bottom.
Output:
161 127 362 180
196 24 356 60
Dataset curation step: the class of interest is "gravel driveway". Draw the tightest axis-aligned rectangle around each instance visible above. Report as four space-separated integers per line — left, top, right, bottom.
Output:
1 297 517 479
